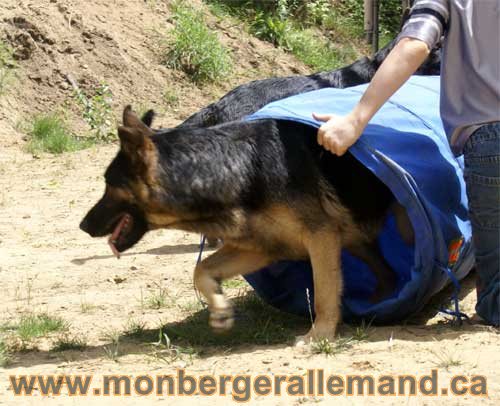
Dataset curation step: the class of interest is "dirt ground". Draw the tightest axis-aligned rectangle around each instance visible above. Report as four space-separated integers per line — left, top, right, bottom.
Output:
0 1 499 405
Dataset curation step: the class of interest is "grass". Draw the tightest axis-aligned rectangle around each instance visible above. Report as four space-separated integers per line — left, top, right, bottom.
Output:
102 329 121 362
163 2 233 83
148 329 198 364
144 284 175 310
80 302 97 314
0 40 16 96
162 88 180 108
285 28 357 71
123 319 147 340
350 318 373 342
51 334 87 352
73 83 115 142
205 0 360 71
160 292 306 349
222 278 248 289
431 347 463 371
15 313 68 342
311 336 354 356
26 113 90 154
0 338 11 367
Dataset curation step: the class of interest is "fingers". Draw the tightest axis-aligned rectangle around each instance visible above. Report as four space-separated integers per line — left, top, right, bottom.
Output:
312 112 333 122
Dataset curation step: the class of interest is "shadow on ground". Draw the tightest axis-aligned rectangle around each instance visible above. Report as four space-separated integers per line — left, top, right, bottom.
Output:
71 243 204 265
5 273 495 369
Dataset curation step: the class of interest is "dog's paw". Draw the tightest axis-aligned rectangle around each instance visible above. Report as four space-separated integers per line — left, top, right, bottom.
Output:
294 327 336 347
209 306 234 333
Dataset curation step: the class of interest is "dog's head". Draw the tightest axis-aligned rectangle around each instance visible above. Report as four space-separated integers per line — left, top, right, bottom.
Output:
79 106 165 256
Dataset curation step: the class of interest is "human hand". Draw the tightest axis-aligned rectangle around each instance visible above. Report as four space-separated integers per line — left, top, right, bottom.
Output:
313 112 364 156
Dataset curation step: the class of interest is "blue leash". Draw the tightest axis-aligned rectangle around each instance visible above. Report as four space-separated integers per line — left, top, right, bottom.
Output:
193 235 207 308
197 234 207 264
439 267 469 325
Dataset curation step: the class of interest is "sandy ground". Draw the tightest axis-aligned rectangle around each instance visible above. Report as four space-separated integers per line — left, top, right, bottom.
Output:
0 144 499 406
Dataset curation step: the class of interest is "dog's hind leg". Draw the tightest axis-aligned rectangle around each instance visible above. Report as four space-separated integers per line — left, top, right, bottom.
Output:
193 245 270 333
348 241 397 303
296 230 343 346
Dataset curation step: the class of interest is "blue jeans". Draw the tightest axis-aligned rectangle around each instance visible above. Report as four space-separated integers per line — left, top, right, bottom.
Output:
463 123 500 326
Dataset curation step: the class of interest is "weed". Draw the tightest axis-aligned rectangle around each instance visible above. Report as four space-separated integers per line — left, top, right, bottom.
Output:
145 284 175 310
162 88 180 108
148 328 197 364
123 319 147 340
15 313 68 342
286 28 355 70
222 278 248 289
26 113 89 154
74 83 115 142
178 300 205 314
80 302 97 314
163 2 232 83
311 336 354 356
0 338 11 367
431 347 463 371
161 292 305 348
102 329 121 362
51 334 87 352
350 318 373 342
250 10 292 48
0 40 16 95
103 341 120 362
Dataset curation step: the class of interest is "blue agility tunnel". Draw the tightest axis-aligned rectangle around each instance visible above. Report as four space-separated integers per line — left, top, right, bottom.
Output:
243 76 475 323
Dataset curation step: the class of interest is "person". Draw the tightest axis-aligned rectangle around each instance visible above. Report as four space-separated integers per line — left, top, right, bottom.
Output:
313 0 499 326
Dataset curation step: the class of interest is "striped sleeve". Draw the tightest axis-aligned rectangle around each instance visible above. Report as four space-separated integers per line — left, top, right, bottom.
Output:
398 0 450 50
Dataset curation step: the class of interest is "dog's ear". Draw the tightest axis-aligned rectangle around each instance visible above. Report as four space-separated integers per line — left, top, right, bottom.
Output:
118 126 145 152
122 105 154 136
118 125 157 178
141 110 156 128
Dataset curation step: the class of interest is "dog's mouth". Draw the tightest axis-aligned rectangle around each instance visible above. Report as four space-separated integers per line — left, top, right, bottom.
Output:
108 213 134 258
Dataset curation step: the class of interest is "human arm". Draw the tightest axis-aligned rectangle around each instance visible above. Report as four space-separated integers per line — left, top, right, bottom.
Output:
315 0 449 155
314 38 430 155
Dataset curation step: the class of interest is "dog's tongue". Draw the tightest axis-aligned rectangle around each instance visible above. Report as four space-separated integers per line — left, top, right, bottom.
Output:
108 214 129 259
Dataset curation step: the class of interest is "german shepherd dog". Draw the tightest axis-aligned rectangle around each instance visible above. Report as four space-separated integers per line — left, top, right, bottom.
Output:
80 106 411 343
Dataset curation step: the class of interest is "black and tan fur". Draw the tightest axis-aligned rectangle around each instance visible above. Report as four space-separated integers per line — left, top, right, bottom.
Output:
80 107 412 343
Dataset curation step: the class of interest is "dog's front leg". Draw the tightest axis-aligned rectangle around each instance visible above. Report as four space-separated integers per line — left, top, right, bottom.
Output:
193 245 270 333
296 230 342 345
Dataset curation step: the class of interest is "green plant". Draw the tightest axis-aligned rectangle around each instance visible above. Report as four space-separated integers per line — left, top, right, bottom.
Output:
74 83 115 142
287 28 356 70
148 328 197 364
26 113 88 154
350 318 373 342
162 292 305 347
162 88 180 108
250 11 292 47
80 302 97 314
102 329 121 362
0 338 11 367
164 2 232 83
15 313 68 342
145 284 174 310
0 40 16 95
51 334 87 352
311 336 353 356
123 319 147 340
222 278 248 289
431 347 463 371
